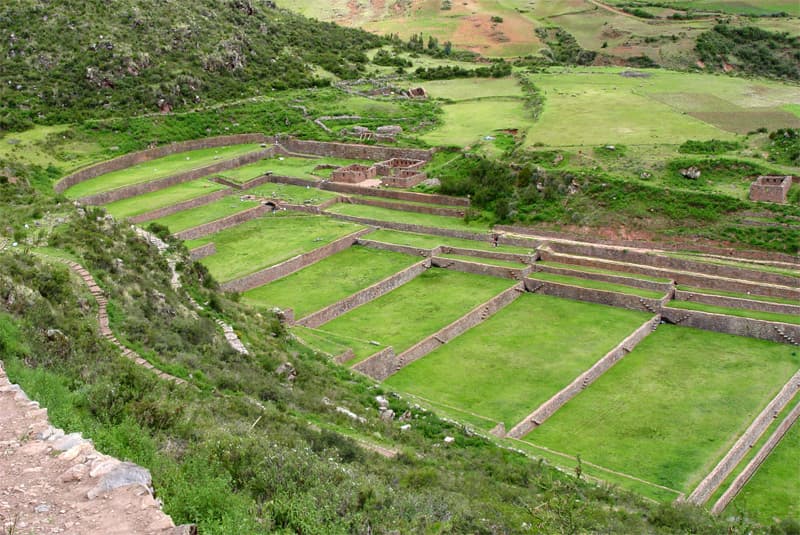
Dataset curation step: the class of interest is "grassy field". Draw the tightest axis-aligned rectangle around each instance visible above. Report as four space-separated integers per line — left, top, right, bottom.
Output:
615 0 800 16
217 156 370 183
730 402 800 522
186 215 364 282
524 325 800 494
415 77 523 101
247 183 339 205
422 98 528 147
668 301 800 325
385 293 650 429
151 198 259 233
242 246 418 317
103 179 228 219
317 269 515 363
366 229 534 254
327 203 491 231
64 144 262 199
529 272 666 298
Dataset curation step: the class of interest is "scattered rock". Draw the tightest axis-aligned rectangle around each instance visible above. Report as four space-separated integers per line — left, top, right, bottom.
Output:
420 178 441 188
275 362 297 383
379 409 395 422
680 166 701 180
443 436 455 444
87 462 152 500
336 406 366 424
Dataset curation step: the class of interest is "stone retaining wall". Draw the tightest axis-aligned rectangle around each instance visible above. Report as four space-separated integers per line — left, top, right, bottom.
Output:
524 278 664 314
661 307 800 345
352 347 396 381
79 148 274 205
188 242 217 261
173 204 272 241
711 400 800 514
320 181 470 206
279 138 433 162
220 229 372 293
357 239 438 257
55 133 270 193
381 172 427 188
534 264 673 293
441 246 536 265
674 290 800 316
349 196 465 217
507 315 660 438
687 367 800 505
432 256 532 280
296 260 430 328
129 188 232 223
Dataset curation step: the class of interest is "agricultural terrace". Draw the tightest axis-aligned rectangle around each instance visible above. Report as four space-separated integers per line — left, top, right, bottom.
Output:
103 179 227 219
524 326 800 497
385 293 651 430
151 197 259 233
327 203 491 232
314 269 515 364
676 286 800 306
365 229 535 254
246 183 339 205
63 144 263 198
186 215 364 282
242 246 419 317
668 301 800 325
528 272 665 298
215 156 371 183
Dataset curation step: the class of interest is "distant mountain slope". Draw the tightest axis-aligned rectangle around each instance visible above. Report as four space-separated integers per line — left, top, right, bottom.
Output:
0 0 383 130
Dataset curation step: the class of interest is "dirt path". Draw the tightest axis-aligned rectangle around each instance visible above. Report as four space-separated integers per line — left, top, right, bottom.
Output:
0 363 187 534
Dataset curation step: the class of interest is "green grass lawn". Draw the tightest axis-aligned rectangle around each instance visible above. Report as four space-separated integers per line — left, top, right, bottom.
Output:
327 203 491 232
676 285 800 306
216 156 370 183
668 301 800 325
537 261 672 283
64 144 262 199
730 402 800 522
438 253 526 269
317 269 514 364
421 98 528 147
365 229 534 254
103 179 228 219
186 215 364 282
416 77 523 101
152 197 259 233
242 246 418 317
524 325 800 493
529 272 665 299
385 293 650 429
247 183 339 205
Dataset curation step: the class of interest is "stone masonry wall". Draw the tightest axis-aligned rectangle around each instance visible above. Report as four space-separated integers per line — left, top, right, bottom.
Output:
79 148 274 205
279 138 433 162
220 229 372 293
349 196 466 217
441 246 536 264
661 307 800 345
173 204 271 241
380 173 427 188
687 367 800 505
524 278 664 314
54 133 270 193
674 290 800 316
432 256 533 280
296 260 430 328
128 188 232 223
352 347 396 381
506 315 659 438
188 242 217 261
534 263 673 293
357 239 438 257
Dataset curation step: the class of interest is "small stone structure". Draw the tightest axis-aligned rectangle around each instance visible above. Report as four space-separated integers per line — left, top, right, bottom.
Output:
749 175 792 204
331 163 378 184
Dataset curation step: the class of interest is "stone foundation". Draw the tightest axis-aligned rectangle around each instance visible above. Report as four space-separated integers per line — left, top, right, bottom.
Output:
749 175 792 204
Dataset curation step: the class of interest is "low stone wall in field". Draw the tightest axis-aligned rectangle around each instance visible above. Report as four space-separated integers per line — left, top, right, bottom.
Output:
173 203 272 241
129 188 232 223
297 260 431 328
524 278 664 314
432 257 532 281
220 229 372 293
188 242 217 261
674 290 800 316
661 307 800 345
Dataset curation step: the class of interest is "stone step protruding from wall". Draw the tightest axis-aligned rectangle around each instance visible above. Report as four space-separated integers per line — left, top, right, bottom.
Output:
505 315 659 439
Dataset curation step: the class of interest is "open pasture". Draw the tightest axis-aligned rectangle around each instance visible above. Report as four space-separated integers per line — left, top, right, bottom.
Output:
103 179 228 219
524 325 800 495
63 144 262 199
365 229 534 254
608 0 800 16
151 197 259 234
242 246 418 317
186 215 364 282
385 293 651 429
422 97 529 147
318 269 515 363
327 203 492 232
414 77 523 101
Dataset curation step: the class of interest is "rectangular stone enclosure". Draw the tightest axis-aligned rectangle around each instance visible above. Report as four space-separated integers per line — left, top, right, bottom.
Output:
749 175 792 204
331 164 378 184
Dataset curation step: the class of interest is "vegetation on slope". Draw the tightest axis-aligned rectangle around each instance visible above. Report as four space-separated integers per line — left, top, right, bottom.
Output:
695 25 800 80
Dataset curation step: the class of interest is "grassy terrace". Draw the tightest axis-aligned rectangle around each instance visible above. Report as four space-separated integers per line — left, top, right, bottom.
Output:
438 253 526 269
664 252 800 279
315 269 514 364
668 301 800 325
216 156 370 183
537 261 672 283
152 198 259 233
677 285 800 306
186 215 364 282
103 179 228 219
385 293 650 430
326 203 491 232
64 144 262 198
528 272 665 299
351 194 460 210
524 326 800 496
365 229 534 254
247 183 339 205
242 246 418 318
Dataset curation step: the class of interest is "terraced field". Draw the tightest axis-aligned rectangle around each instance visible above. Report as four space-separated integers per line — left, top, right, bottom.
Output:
104 179 228 219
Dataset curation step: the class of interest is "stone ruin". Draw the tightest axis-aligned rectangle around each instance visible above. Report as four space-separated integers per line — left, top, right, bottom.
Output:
344 125 403 143
331 163 377 184
329 158 428 188
749 175 793 204
404 87 427 99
